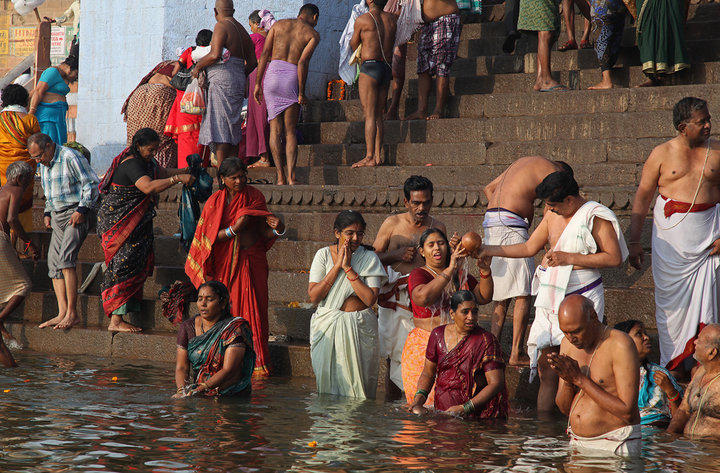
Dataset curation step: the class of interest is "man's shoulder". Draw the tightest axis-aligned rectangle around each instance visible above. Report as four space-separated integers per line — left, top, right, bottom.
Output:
607 329 635 352
380 213 403 228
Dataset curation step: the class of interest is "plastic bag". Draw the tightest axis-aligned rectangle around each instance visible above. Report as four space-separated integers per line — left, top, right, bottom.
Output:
180 78 205 115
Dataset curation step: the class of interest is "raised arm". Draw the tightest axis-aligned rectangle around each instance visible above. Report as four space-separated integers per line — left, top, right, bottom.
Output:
372 217 413 265
629 148 662 269
297 32 320 105
483 215 549 259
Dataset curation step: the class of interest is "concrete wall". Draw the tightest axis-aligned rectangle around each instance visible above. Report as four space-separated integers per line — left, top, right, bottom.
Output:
77 0 355 172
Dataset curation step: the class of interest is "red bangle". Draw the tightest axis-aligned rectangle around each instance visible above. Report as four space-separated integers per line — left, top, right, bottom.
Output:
347 273 359 282
479 271 491 279
668 391 680 402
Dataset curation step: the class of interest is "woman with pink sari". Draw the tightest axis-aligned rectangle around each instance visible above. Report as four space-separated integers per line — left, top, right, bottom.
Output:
246 9 274 168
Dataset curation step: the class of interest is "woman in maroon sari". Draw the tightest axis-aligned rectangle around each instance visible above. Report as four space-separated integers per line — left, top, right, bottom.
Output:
407 290 509 419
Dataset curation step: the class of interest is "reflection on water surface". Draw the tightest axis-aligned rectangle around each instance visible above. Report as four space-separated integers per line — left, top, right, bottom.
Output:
0 352 718 472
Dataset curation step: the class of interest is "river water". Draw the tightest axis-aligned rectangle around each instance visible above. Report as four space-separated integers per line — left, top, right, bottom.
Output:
0 352 719 472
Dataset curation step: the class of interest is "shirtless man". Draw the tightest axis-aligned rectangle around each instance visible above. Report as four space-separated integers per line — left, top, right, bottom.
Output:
373 175 452 400
255 4 320 185
483 157 572 366
549 295 641 456
0 161 37 366
629 97 720 378
481 171 628 412
405 0 461 120
350 0 397 168
667 324 720 439
194 0 257 168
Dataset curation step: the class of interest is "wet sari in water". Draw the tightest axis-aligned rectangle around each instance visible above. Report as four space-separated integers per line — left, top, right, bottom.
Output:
98 149 157 317
188 317 256 396
426 325 509 419
186 186 275 376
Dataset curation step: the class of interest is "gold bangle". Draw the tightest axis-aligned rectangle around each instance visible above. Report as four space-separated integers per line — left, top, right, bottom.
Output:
438 272 451 281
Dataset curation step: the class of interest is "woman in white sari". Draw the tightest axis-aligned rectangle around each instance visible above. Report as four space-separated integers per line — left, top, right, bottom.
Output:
308 210 388 398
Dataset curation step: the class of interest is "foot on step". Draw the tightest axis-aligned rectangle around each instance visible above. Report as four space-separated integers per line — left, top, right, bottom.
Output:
38 313 65 329
108 320 143 333
54 313 81 330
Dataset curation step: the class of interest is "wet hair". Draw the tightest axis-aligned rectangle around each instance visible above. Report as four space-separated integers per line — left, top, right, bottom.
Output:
613 319 642 334
333 210 366 233
553 160 574 176
61 54 79 72
403 175 434 200
673 97 708 130
450 290 477 312
197 280 232 318
27 132 54 149
299 3 319 17
418 227 452 269
218 157 248 178
5 160 34 184
129 128 161 158
1 84 29 108
196 29 213 46
535 171 579 203
249 10 261 24
372 0 389 8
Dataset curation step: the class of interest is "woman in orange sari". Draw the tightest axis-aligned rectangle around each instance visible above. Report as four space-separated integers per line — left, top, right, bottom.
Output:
186 157 284 376
402 228 493 405
0 84 41 230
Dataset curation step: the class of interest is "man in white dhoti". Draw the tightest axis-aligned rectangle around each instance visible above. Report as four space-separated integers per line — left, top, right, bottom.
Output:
483 156 571 366
482 171 628 412
629 96 720 377
373 175 449 400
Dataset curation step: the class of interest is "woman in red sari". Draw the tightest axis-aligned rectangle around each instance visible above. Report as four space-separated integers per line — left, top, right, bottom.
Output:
407 290 509 419
186 157 284 376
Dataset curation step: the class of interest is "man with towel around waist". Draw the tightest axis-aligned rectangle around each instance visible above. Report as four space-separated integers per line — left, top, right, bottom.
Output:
549 295 641 456
194 0 257 168
629 96 720 378
373 175 449 400
482 171 628 412
255 4 320 185
483 156 572 367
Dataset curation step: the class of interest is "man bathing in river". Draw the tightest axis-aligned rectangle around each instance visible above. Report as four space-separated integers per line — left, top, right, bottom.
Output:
668 324 720 439
350 0 397 168
482 156 572 366
481 171 628 412
550 295 641 456
373 175 452 400
255 4 320 185
629 97 720 378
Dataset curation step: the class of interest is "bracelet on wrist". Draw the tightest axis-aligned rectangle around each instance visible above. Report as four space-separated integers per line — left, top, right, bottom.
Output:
479 271 491 279
415 389 429 398
273 227 286 237
347 273 359 282
438 271 451 281
462 400 475 414
668 391 680 402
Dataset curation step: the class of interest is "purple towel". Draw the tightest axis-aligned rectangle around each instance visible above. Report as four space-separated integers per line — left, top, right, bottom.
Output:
263 60 299 121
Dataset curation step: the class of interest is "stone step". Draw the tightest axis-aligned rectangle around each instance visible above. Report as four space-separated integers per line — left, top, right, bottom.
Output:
306 83 720 122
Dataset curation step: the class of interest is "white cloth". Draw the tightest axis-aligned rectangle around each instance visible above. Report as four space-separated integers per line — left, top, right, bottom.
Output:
394 0 423 49
338 0 369 85
191 46 230 64
309 246 388 399
528 268 605 379
652 195 720 367
0 231 31 304
483 210 534 300
377 265 414 391
568 424 642 457
12 0 45 16
534 201 628 314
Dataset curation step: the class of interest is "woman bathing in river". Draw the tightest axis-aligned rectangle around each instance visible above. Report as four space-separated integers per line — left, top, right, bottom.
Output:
173 281 256 398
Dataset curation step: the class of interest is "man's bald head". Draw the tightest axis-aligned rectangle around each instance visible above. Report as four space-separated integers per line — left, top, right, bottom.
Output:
215 0 235 13
696 324 720 364
558 295 599 349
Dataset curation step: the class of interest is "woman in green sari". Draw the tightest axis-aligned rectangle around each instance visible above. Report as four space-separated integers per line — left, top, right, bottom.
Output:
636 0 689 86
173 281 256 398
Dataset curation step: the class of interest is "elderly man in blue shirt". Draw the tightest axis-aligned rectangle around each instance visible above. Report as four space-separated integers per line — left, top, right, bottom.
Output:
28 132 99 330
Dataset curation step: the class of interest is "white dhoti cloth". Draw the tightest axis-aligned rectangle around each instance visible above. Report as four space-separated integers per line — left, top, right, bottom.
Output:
652 195 720 369
483 209 534 300
568 424 642 457
377 266 414 391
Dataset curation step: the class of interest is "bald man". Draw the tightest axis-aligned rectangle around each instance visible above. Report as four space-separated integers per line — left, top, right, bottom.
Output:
194 0 257 167
668 324 720 439
548 295 641 456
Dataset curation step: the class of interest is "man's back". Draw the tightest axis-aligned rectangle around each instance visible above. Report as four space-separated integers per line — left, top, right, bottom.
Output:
422 0 459 21
0 184 22 235
486 156 561 220
651 137 720 204
215 17 255 62
269 19 318 65
357 11 397 63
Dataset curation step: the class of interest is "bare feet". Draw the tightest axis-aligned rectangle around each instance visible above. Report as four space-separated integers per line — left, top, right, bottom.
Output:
352 156 375 168
54 313 81 330
385 108 399 121
534 78 563 92
508 353 531 366
588 79 613 90
427 111 442 120
108 319 142 333
248 158 271 168
39 313 65 329
405 110 427 121
636 78 661 88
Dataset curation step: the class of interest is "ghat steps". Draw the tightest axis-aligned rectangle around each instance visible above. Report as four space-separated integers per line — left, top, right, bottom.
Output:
10 2 718 401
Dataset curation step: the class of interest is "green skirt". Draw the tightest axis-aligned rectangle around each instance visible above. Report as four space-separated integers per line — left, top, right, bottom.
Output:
518 0 560 32
637 0 689 75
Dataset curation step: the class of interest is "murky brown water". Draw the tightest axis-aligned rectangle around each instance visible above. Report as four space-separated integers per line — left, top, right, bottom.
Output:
0 352 719 472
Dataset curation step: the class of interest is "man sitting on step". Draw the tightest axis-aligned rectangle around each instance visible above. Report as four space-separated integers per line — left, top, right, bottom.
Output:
0 161 37 362
482 156 572 366
481 171 628 412
373 175 453 400
350 0 398 168
405 0 462 120
629 96 720 379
